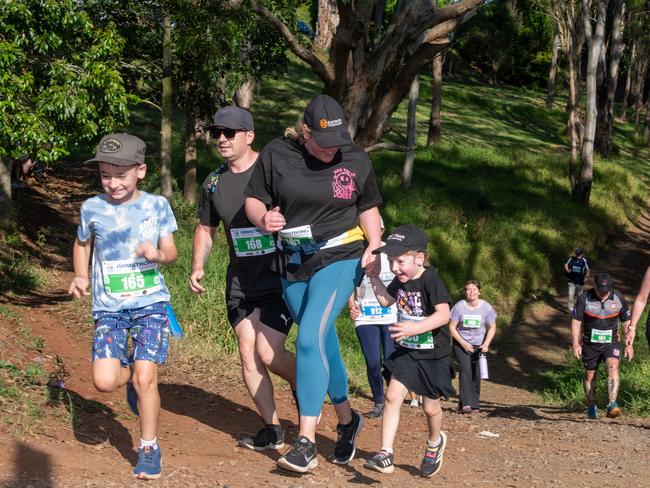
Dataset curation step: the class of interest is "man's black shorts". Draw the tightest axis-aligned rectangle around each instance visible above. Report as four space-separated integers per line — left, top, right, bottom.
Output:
226 294 293 335
582 341 621 370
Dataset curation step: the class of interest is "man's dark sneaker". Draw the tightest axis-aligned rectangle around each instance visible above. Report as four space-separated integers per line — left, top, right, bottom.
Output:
364 450 394 474
126 382 138 416
332 410 364 464
277 435 318 473
606 401 622 418
420 431 447 478
239 424 284 451
587 404 598 420
133 445 162 479
364 403 384 419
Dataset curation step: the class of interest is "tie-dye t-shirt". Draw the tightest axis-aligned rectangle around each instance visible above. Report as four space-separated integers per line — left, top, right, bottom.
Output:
77 192 178 312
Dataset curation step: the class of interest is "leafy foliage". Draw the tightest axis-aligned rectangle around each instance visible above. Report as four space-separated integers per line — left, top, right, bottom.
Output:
0 0 133 162
453 0 554 87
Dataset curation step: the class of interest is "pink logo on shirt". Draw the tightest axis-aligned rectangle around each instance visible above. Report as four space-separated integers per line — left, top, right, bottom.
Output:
332 168 356 199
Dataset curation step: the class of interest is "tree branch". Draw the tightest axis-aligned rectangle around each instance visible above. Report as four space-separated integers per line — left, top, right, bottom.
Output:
138 99 162 112
251 1 333 84
364 142 415 153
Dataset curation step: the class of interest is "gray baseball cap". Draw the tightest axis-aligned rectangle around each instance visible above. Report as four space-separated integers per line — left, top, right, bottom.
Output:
303 94 352 147
207 106 254 131
85 133 146 166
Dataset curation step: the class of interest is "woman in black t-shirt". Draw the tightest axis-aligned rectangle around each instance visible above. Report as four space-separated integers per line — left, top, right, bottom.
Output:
245 95 383 474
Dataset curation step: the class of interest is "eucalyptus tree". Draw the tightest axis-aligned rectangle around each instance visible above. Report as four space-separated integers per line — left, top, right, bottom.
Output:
252 0 485 149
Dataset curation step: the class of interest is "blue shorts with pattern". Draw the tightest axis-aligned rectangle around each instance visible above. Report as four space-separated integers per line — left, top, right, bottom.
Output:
92 302 170 365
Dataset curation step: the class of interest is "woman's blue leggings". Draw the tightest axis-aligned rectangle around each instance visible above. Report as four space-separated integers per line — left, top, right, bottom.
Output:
282 258 362 417
355 322 396 405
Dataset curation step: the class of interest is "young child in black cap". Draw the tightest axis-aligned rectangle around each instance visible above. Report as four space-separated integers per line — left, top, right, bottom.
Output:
363 224 454 478
68 133 178 479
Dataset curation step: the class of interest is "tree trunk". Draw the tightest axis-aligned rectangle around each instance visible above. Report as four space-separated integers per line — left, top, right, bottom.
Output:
619 39 636 120
0 158 12 231
645 96 650 144
546 30 560 109
234 79 258 109
567 57 580 188
160 15 173 199
633 62 648 135
427 53 444 146
402 78 420 189
314 0 339 52
574 0 608 206
594 0 625 157
183 111 198 205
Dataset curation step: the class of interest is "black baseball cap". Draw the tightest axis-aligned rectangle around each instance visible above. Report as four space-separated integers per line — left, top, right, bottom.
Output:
85 133 146 166
207 106 254 131
575 247 586 256
372 224 429 256
303 94 352 148
595 273 613 292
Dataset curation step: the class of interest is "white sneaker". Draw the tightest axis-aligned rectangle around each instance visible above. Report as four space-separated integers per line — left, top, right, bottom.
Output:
410 399 419 408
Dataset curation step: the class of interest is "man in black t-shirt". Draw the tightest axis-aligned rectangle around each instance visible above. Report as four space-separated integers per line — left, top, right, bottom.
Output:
571 273 632 420
564 247 590 311
188 107 296 451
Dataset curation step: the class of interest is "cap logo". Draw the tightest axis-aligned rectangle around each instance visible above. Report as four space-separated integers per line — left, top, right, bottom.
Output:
318 118 343 129
388 233 405 241
99 138 122 153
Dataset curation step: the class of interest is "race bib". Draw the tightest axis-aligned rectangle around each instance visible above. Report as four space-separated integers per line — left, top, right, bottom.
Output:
397 312 434 350
572 265 583 273
230 227 275 257
102 257 161 299
279 225 314 247
462 314 482 329
590 328 613 344
362 305 393 317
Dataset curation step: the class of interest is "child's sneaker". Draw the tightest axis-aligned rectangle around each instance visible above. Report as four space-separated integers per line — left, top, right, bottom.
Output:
277 435 318 473
126 382 138 416
133 445 162 480
420 431 447 478
238 424 284 451
364 450 394 474
332 410 364 464
587 404 597 420
606 401 622 418
409 398 419 408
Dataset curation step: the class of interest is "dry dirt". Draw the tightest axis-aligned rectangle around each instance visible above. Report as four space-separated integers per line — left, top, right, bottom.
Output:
1 163 649 488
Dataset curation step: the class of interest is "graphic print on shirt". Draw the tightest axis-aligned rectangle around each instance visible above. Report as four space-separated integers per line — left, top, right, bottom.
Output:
396 289 423 317
332 167 356 199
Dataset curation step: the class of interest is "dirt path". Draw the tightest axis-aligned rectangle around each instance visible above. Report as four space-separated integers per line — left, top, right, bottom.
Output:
1 164 650 487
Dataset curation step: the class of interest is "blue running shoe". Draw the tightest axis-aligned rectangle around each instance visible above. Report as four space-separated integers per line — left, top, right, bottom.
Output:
126 382 138 416
587 404 597 420
606 401 621 418
134 445 162 479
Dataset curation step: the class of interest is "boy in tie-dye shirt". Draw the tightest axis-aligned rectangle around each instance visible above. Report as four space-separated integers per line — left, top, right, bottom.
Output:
68 133 177 480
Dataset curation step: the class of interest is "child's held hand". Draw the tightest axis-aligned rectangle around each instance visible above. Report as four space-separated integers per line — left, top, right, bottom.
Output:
135 241 161 262
68 276 89 298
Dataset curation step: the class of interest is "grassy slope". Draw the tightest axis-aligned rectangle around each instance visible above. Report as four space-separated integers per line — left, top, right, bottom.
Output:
129 61 649 403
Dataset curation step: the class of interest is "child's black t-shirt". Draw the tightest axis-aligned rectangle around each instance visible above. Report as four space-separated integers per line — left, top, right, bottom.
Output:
387 267 452 359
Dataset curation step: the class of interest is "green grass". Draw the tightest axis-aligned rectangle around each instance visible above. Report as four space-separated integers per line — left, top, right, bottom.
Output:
0 233 43 294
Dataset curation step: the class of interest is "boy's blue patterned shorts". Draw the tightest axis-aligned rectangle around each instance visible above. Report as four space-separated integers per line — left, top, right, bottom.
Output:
92 302 170 365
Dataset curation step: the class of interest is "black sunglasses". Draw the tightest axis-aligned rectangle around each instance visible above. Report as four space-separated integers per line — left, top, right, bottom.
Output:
209 127 244 139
